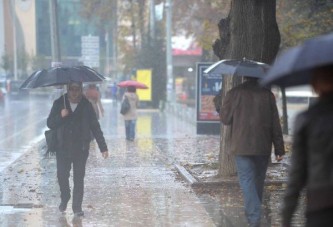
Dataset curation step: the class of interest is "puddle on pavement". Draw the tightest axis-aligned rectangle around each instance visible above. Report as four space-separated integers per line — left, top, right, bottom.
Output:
195 192 247 227
194 185 305 227
0 207 31 214
0 204 32 214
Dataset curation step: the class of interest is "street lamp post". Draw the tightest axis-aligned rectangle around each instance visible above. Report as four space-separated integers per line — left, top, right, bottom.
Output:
165 0 173 103
150 0 155 41
49 0 61 66
9 1 18 80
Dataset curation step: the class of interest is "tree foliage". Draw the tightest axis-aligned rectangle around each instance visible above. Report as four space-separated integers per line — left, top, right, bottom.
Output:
17 49 29 78
79 0 166 107
0 52 13 74
277 0 333 49
172 0 230 59
172 0 333 58
31 55 49 71
79 0 148 72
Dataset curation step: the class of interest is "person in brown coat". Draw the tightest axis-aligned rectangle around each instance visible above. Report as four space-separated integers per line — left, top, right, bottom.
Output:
220 77 285 227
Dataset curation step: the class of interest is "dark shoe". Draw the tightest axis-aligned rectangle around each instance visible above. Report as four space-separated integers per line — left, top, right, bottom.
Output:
59 203 67 213
74 211 84 217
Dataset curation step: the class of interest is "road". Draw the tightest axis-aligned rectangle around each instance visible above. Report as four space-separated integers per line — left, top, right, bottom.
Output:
0 95 52 172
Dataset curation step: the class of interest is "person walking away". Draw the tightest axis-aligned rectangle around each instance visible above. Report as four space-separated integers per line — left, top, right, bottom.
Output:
122 86 139 141
47 82 109 217
85 84 104 120
282 65 333 227
111 82 118 102
220 77 285 227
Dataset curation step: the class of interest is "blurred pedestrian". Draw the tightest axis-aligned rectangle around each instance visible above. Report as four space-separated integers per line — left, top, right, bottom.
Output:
220 77 285 227
282 65 333 227
47 82 109 217
85 84 104 120
111 82 118 102
122 86 139 141
0 88 4 104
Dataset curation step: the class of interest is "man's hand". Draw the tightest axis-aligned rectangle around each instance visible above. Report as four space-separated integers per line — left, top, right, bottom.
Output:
101 151 109 159
61 109 69 118
275 155 283 162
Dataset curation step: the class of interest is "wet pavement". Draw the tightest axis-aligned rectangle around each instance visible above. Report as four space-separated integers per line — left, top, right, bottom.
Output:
0 98 305 226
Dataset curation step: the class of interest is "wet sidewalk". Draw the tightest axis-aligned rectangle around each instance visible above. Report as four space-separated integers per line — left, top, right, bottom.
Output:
0 105 219 226
0 102 304 227
0 140 216 226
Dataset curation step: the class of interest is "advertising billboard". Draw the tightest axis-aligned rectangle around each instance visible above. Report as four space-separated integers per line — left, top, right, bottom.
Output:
196 63 222 134
136 69 152 101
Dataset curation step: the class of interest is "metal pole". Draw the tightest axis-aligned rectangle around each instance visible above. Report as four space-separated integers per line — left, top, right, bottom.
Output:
49 0 61 64
150 0 155 40
112 0 118 81
166 0 173 102
130 0 136 50
105 31 110 76
10 1 18 80
49 0 62 99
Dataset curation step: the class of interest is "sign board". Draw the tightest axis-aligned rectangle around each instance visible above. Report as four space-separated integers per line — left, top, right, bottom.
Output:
136 69 152 101
81 36 100 68
196 62 222 134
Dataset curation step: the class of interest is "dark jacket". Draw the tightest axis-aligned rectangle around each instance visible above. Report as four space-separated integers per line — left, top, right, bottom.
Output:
282 95 333 225
47 94 107 154
220 80 285 156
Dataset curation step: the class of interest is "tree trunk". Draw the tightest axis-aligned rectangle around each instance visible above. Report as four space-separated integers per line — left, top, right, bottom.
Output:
213 0 281 177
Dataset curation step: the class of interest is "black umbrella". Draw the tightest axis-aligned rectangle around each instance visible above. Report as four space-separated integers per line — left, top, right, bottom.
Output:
204 58 269 79
260 32 333 88
20 65 105 89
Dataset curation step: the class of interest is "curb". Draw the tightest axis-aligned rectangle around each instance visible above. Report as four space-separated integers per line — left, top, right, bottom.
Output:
174 164 198 185
175 164 287 188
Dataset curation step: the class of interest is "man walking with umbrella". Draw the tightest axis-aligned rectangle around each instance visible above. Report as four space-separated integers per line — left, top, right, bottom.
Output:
220 76 285 227
47 81 109 217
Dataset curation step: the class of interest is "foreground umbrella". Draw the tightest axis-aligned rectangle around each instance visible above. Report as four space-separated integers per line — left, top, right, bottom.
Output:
117 80 148 89
20 66 105 89
261 32 333 88
204 58 269 79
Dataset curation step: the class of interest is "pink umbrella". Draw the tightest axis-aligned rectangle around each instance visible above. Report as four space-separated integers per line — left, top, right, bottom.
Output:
117 80 148 89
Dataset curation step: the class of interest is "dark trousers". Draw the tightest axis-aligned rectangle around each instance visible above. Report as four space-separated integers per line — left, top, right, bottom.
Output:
56 151 89 212
306 208 333 227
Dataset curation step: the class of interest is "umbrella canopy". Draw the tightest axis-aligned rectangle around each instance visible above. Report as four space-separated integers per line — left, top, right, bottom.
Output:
117 80 148 89
204 58 269 79
260 32 333 88
20 66 105 89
